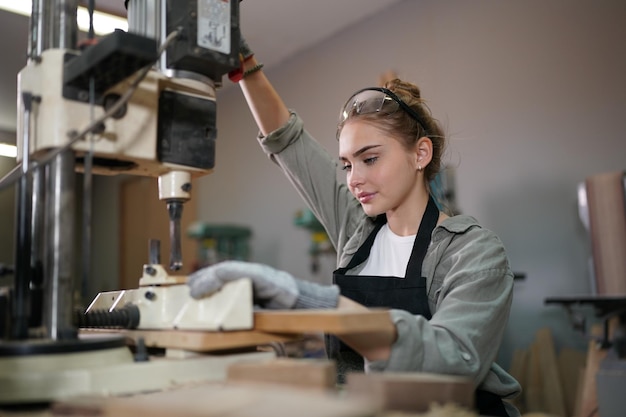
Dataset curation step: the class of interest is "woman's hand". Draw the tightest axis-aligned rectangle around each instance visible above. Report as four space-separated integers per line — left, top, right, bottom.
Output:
188 260 339 310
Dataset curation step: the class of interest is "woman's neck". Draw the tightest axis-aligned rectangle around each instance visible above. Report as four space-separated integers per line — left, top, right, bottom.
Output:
385 191 431 236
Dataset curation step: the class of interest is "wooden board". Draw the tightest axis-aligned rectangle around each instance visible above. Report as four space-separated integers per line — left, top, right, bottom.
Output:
345 372 474 413
81 310 393 352
576 340 608 417
525 338 544 412
254 309 394 335
507 348 529 413
53 382 376 417
533 327 567 417
558 347 587 417
585 171 626 294
82 328 298 352
227 358 336 390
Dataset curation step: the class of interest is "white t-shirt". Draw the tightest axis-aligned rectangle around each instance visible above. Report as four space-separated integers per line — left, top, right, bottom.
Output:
358 223 415 278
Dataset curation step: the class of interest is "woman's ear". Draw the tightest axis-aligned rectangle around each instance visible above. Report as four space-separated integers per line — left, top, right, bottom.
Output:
415 136 433 168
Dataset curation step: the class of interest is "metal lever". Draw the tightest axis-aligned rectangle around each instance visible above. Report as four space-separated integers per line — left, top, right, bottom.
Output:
148 239 161 265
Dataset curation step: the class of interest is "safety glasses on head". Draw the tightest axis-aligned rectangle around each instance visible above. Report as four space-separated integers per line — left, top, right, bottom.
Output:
337 87 423 139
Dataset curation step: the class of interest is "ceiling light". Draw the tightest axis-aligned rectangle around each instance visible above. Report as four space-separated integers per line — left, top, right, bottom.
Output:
0 1 128 36
0 143 17 158
76 7 128 35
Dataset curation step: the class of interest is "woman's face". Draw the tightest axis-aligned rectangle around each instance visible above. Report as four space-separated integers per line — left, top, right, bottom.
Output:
338 120 421 217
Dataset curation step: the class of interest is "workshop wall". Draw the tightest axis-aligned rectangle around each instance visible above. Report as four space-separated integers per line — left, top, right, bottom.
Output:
202 0 626 368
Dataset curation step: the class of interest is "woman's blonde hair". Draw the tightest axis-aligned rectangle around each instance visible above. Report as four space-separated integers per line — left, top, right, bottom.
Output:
337 78 446 185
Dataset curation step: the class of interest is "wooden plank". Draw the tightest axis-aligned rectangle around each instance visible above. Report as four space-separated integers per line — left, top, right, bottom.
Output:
254 309 394 335
573 367 586 417
534 327 567 417
507 348 529 414
576 340 608 417
345 372 474 413
525 338 544 412
585 171 626 294
227 358 336 391
94 382 376 417
81 328 299 352
81 310 393 352
558 347 587 417
126 329 298 352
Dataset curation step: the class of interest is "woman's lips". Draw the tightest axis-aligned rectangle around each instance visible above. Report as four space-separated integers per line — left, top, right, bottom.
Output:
357 192 375 204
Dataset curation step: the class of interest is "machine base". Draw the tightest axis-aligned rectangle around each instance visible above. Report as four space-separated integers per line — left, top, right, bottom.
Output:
0 333 274 405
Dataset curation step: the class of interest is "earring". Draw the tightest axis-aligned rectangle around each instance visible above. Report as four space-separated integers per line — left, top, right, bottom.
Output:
418 165 422 172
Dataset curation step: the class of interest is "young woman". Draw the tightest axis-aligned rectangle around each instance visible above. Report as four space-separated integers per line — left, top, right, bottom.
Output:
188 42 521 417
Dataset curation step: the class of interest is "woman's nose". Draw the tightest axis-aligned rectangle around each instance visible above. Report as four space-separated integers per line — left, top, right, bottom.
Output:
348 169 364 189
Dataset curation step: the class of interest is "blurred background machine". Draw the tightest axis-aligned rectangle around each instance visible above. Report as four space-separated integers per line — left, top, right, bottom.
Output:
187 222 252 270
0 0 280 405
294 208 335 274
545 170 626 417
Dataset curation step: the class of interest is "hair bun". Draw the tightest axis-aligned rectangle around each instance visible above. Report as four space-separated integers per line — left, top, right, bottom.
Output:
384 78 422 100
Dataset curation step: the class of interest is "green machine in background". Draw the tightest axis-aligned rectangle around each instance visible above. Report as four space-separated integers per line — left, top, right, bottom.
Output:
187 211 336 275
293 209 335 274
187 222 252 271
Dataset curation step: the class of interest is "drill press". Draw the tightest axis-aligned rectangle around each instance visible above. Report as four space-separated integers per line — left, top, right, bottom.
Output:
0 0 271 405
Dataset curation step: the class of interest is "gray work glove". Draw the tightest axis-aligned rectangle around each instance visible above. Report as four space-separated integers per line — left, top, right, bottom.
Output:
188 260 339 310
239 34 254 61
228 26 254 82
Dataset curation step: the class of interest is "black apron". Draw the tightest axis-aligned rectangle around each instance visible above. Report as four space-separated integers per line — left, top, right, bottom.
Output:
329 195 509 417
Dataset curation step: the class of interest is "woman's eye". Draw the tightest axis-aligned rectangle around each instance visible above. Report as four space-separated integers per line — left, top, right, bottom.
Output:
364 157 378 165
341 164 352 171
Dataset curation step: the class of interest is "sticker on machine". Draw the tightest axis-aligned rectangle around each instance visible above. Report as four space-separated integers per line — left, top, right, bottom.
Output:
197 0 231 55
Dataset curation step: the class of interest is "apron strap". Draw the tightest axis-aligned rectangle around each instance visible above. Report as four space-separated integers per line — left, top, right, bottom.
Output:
335 218 385 274
405 195 439 278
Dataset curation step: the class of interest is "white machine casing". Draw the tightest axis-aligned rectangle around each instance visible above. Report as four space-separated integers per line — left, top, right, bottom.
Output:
16 48 215 178
86 267 254 331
